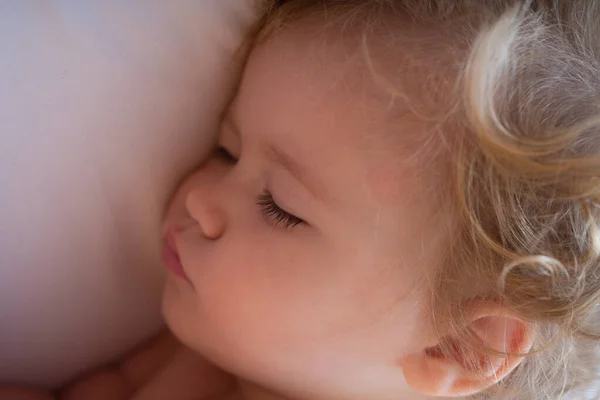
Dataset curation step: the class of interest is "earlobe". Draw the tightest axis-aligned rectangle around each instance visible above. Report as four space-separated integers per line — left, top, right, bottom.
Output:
401 302 533 398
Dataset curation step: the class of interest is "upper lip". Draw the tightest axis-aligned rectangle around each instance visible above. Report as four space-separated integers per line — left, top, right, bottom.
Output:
163 220 195 238
165 228 179 254
163 228 194 284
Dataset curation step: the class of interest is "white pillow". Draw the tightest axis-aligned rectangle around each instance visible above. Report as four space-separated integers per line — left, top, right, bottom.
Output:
0 0 255 388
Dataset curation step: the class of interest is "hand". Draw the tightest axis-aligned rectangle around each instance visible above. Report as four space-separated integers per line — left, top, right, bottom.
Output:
60 328 180 400
129 345 234 400
0 386 56 400
59 329 233 400
3 329 232 400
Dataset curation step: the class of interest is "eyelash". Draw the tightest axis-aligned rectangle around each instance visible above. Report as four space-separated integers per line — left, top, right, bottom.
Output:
216 145 305 229
257 191 305 229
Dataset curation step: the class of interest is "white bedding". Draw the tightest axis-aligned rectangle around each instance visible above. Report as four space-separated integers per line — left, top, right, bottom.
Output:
0 0 255 388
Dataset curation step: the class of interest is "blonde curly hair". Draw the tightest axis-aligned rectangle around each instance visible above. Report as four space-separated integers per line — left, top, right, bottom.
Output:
242 1 600 398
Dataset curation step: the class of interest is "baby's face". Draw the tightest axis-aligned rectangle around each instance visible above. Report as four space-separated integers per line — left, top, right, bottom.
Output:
161 24 449 399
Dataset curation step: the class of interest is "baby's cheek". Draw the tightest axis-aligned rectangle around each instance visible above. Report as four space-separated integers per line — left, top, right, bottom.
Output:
192 241 316 331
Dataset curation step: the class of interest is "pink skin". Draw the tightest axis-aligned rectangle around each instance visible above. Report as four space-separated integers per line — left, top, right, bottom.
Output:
160 20 449 400
161 229 190 283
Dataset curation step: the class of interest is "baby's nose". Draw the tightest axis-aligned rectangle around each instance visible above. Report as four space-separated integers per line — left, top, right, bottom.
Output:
185 185 227 240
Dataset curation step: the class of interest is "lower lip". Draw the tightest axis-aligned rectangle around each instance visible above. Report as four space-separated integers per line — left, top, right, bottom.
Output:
161 232 189 281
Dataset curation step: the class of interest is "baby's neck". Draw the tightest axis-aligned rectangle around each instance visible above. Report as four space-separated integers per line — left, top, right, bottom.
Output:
228 378 433 400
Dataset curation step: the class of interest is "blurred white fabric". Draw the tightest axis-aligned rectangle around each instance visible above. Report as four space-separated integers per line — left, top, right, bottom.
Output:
0 0 255 388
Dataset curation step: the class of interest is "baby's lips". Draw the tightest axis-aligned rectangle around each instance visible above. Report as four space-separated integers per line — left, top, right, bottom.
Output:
162 229 191 282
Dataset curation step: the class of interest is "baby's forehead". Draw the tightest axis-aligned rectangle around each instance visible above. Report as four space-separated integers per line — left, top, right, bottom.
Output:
258 20 449 125
242 25 451 207
267 15 457 121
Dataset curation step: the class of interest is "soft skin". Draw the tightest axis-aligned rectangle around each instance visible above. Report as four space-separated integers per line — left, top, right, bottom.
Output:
163 21 451 400
11 14 533 400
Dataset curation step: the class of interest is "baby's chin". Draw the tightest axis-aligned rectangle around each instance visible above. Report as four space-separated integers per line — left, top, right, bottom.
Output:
160 276 208 350
161 277 193 343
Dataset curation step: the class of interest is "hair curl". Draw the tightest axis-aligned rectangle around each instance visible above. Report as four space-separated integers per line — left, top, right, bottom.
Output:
245 1 600 398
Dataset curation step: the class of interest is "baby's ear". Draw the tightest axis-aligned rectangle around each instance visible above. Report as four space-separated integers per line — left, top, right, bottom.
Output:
400 301 533 398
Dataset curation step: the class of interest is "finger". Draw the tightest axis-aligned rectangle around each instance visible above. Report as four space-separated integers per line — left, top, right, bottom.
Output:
59 369 131 400
0 386 55 400
130 346 233 400
120 329 180 389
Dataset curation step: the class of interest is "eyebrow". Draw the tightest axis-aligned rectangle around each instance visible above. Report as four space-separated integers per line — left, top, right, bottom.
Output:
222 114 325 202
